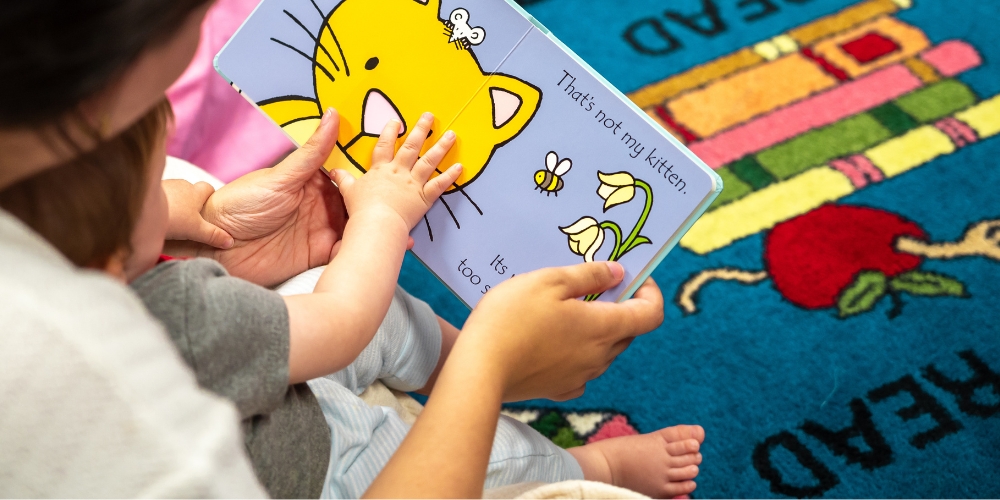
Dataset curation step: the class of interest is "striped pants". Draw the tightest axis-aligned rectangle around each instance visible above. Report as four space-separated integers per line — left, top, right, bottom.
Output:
305 287 583 498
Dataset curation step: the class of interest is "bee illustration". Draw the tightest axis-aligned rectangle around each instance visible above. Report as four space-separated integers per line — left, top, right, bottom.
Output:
535 151 573 196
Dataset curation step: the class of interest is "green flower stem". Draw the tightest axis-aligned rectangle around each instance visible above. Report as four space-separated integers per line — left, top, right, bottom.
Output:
583 179 653 302
619 180 653 255
583 222 622 302
600 221 623 261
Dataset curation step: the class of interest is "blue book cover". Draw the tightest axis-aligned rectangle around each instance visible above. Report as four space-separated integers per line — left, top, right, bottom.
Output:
215 0 722 307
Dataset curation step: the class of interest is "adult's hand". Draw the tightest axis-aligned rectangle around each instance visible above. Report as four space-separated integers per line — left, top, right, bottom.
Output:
365 261 664 498
463 261 664 402
166 109 347 287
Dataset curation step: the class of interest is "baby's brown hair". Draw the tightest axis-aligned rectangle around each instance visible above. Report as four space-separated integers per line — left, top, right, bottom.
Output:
0 99 172 268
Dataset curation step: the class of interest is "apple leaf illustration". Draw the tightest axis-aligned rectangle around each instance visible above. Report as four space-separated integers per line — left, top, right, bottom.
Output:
837 271 887 318
889 270 967 297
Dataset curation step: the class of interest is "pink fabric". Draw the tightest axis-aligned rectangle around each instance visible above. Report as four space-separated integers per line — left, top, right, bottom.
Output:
689 64 922 169
920 40 982 77
586 415 639 444
167 0 294 182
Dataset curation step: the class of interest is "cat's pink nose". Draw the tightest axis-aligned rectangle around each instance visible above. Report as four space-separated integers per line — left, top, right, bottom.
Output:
361 89 405 136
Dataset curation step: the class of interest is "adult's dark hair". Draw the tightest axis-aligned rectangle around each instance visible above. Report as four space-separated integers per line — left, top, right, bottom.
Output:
0 0 211 129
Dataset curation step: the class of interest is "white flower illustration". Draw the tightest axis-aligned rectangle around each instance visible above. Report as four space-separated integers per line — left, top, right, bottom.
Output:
560 216 606 262
597 171 636 211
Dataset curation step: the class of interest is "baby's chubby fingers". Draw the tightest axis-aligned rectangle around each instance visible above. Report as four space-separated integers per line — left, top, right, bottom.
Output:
412 129 457 183
423 164 463 202
371 118 404 165
395 112 436 166
163 179 234 249
328 168 356 193
195 218 236 249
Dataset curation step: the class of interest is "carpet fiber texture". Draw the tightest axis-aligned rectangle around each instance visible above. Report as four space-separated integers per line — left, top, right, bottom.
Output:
399 0 1000 496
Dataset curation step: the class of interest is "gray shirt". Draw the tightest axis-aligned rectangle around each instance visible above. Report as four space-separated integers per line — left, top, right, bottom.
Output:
132 258 330 498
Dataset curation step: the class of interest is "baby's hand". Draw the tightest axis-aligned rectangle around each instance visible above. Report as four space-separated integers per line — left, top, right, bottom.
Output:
330 112 462 231
163 179 234 249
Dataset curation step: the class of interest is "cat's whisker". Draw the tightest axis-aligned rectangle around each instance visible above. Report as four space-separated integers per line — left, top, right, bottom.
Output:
455 187 482 215
438 196 461 230
328 25 351 77
308 0 350 76
423 216 434 242
435 167 484 216
282 9 340 72
270 37 337 83
307 0 325 19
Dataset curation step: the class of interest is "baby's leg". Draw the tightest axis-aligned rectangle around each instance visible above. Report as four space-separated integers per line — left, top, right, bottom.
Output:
300 284 443 499
278 266 454 393
414 316 459 395
325 285 443 394
567 425 705 498
306 377 413 498
307 386 578 498
484 415 586 487
484 417 704 498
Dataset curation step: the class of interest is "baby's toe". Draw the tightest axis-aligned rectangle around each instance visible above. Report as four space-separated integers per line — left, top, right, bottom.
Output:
668 452 702 469
665 438 700 456
663 480 697 498
659 425 706 444
667 464 699 482
688 425 705 443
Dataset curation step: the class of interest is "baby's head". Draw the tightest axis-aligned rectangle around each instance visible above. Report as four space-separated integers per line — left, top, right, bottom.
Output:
0 99 172 281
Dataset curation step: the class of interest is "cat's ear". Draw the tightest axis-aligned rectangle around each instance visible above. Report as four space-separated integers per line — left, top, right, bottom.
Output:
486 74 541 141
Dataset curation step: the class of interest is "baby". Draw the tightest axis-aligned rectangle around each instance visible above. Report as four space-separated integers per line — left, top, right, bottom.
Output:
0 98 704 498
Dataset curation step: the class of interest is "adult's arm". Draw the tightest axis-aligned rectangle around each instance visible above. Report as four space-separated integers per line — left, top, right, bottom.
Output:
365 262 664 498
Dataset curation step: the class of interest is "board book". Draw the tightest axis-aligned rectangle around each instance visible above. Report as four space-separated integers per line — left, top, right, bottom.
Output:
215 0 723 307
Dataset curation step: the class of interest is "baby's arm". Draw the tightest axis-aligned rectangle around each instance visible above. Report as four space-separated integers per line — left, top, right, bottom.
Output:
162 179 234 249
283 110 462 384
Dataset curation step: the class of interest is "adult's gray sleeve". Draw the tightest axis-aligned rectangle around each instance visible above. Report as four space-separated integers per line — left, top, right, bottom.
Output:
131 258 290 419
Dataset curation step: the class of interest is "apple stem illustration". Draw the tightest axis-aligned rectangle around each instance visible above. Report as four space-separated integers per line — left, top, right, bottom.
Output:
676 216 999 315
896 219 1000 260
677 269 768 314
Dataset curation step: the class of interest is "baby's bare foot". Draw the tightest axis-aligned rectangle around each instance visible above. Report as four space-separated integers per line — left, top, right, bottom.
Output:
567 424 705 498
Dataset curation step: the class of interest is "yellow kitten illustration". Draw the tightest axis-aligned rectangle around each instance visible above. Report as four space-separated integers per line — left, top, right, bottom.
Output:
261 0 542 194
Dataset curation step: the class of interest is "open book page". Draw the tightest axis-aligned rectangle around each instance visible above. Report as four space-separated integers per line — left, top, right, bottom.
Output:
215 0 720 307
425 19 719 305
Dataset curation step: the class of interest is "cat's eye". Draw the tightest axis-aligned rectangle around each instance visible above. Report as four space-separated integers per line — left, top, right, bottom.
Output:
365 57 379 70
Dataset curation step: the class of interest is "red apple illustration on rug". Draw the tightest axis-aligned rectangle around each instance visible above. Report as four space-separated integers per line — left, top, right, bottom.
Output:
678 204 1000 318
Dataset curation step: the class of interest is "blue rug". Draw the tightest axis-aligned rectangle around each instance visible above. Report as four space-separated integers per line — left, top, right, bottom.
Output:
400 0 1000 496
